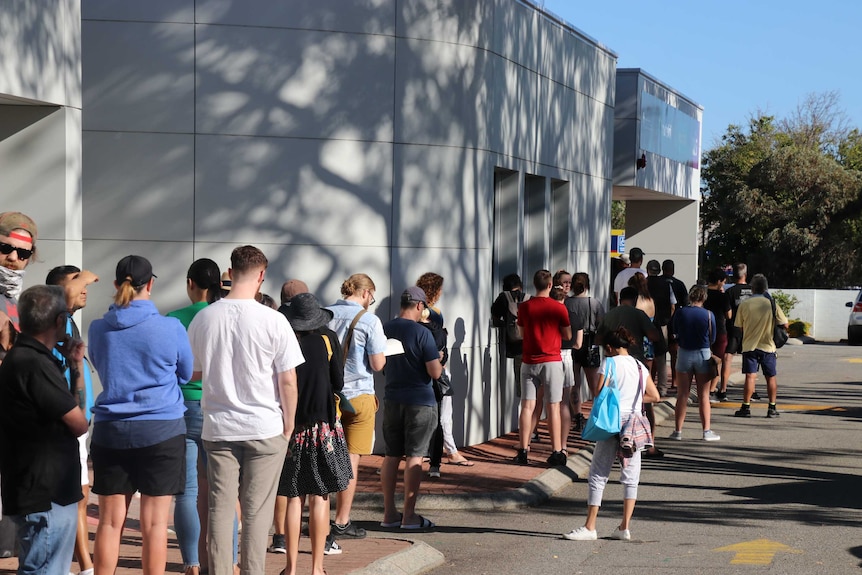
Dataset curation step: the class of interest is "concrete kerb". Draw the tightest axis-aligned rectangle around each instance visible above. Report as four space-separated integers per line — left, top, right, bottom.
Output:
349 540 445 575
353 398 681 513
348 398 680 575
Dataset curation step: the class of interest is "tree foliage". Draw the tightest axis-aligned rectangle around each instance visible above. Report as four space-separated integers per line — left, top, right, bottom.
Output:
701 92 862 287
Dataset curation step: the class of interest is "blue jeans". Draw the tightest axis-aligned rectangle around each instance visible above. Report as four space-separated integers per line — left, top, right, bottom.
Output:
174 401 238 567
174 400 203 567
12 500 78 575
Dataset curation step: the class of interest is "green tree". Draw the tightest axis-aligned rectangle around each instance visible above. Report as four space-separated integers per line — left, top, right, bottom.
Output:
701 95 862 287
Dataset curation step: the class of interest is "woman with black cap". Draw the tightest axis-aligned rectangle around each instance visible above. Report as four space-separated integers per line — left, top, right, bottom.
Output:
280 292 352 575
88 255 193 575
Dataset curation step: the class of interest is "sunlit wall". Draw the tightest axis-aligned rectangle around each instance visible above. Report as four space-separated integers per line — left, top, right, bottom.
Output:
79 0 617 447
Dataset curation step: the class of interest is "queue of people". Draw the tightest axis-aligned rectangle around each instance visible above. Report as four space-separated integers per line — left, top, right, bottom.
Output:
0 207 792 570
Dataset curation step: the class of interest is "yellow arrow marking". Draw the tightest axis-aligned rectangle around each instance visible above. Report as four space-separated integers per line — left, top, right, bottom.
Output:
714 539 803 565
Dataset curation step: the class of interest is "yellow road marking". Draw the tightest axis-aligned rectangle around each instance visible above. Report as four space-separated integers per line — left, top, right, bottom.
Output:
712 403 841 412
848 358 862 363
714 539 803 565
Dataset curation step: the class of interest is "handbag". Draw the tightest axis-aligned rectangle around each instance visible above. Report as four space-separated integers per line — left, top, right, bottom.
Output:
770 297 788 349
432 370 452 403
585 298 602 368
706 311 722 378
581 360 621 442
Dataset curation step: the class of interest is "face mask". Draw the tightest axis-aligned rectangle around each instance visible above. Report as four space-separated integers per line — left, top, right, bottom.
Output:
0 265 26 299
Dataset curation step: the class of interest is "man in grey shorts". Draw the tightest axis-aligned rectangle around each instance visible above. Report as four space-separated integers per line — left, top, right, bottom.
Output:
380 287 443 530
513 270 572 467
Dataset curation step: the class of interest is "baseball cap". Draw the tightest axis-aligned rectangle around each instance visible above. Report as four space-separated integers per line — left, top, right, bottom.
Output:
400 285 428 305
115 255 156 288
0 212 38 244
281 279 309 304
646 259 661 273
619 254 631 265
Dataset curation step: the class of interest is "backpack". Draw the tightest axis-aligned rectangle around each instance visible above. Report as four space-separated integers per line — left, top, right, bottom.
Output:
503 291 523 342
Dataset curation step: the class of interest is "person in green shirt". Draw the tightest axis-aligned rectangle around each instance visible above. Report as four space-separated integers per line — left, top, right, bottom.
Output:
167 258 222 575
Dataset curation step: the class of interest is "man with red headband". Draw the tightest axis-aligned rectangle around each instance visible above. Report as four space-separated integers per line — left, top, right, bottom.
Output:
0 211 38 358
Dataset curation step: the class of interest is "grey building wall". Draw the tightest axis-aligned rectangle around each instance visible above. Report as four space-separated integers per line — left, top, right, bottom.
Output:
612 68 703 286
0 0 83 280
79 0 616 447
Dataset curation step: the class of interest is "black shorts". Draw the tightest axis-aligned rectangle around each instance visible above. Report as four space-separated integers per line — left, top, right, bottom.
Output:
91 434 186 496
725 327 743 355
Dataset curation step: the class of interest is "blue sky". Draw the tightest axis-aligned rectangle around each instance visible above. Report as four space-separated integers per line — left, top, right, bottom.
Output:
541 0 862 149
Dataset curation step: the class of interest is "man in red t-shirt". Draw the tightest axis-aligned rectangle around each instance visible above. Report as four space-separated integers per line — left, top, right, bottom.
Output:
513 270 571 466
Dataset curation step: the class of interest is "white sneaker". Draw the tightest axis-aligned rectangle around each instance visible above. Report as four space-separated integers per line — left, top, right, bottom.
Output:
562 526 597 540
610 528 631 541
668 430 683 441
703 430 721 441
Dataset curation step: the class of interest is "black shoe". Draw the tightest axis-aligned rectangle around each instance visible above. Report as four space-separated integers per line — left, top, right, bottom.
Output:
547 450 567 466
751 392 761 401
268 534 286 554
716 391 727 402
323 534 342 555
531 431 540 443
734 406 751 418
767 406 780 418
331 520 366 539
512 448 528 465
574 413 585 432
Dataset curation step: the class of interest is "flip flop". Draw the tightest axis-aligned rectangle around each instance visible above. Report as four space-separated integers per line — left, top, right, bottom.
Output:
447 459 475 467
380 513 403 528
400 515 435 530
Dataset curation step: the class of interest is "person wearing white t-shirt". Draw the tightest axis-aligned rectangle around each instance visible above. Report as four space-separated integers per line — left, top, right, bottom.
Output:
188 245 303 575
612 247 647 302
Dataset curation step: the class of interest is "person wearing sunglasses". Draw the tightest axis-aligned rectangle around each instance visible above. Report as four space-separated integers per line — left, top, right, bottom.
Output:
0 211 38 357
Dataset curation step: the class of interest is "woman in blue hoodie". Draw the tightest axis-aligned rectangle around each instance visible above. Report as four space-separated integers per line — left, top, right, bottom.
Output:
88 255 193 575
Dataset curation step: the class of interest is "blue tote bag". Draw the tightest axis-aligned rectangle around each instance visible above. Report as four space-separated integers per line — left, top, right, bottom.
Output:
581 361 622 441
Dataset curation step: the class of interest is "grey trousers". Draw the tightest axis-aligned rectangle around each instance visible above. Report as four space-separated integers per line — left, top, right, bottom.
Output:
204 434 289 575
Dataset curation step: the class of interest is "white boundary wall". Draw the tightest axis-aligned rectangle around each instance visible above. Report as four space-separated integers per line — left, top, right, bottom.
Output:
772 288 857 342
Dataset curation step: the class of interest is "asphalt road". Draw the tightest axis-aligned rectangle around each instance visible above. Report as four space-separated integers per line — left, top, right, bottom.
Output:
364 342 862 575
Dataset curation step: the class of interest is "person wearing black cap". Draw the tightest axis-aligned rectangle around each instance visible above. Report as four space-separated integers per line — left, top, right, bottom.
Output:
278 293 352 573
87 255 194 575
379 286 443 531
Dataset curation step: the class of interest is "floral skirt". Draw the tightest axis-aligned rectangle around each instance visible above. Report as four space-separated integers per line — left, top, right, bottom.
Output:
278 419 353 498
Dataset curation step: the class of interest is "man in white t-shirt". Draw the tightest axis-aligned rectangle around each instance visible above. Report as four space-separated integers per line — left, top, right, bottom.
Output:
188 245 303 575
613 247 647 302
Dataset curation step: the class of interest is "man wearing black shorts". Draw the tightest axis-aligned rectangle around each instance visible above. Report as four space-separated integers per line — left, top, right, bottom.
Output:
724 263 753 396
380 287 443 530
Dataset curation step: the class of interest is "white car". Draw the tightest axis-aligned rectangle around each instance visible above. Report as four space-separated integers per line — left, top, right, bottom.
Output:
846 290 862 345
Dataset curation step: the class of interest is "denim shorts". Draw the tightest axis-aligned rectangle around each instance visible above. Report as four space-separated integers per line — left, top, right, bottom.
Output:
675 347 711 374
742 349 777 377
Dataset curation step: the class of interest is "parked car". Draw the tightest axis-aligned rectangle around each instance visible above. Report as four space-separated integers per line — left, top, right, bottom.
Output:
846 289 862 345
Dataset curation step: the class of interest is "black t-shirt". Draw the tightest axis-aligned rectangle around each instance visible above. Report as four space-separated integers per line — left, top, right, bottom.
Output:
293 328 344 428
0 334 82 515
704 289 731 335
726 283 753 329
597 305 656 362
